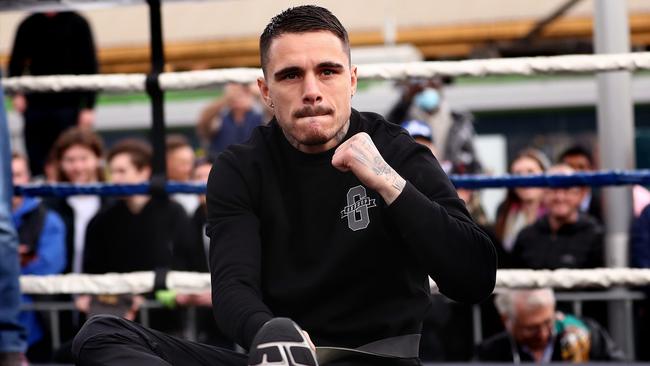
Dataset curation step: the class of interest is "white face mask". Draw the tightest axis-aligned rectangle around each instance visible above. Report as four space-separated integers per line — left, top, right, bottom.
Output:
414 88 441 112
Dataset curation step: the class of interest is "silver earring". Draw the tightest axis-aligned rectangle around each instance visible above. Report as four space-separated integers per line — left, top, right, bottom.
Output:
270 102 274 108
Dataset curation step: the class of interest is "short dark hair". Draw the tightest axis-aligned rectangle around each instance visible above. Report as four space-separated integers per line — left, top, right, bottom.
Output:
166 133 191 154
107 138 152 171
259 5 350 74
558 145 593 165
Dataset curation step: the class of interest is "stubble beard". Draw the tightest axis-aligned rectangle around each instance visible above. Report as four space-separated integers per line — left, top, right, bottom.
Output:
285 118 350 152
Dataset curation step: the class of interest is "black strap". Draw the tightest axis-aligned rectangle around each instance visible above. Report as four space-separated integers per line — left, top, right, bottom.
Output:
315 334 420 364
153 267 169 292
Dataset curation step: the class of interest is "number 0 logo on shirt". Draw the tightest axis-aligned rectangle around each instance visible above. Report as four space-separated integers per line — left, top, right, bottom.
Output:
340 185 377 231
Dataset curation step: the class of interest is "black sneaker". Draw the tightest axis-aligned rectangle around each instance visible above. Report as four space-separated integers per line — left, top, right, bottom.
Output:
248 318 318 366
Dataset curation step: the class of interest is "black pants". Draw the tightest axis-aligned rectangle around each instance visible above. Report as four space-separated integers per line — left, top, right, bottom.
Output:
23 106 78 176
73 315 421 366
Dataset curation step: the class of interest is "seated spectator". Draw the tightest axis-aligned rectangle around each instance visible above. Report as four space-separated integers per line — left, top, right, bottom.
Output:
165 134 199 215
494 148 549 266
12 152 66 361
41 127 110 364
511 164 604 269
83 138 192 274
475 288 624 362
79 138 193 330
197 82 264 159
558 145 603 223
44 127 109 274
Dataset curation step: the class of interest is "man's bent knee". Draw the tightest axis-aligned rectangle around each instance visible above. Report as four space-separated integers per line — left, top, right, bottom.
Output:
72 314 129 360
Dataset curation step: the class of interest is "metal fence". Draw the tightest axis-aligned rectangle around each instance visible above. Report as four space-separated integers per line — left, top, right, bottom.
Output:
22 288 647 361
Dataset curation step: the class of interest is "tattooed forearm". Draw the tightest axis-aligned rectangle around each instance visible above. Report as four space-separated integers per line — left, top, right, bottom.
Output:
331 132 405 205
372 156 392 176
351 144 371 166
371 156 406 194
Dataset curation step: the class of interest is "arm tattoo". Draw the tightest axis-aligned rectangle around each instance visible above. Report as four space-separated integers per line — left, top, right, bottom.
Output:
390 174 406 192
372 156 392 176
372 156 406 193
351 144 371 166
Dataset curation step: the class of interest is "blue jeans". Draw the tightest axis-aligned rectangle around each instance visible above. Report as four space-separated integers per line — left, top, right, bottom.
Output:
0 73 27 353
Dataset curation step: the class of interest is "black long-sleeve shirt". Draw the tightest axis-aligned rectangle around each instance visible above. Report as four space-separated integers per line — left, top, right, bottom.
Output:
9 12 98 109
207 109 496 350
83 197 192 274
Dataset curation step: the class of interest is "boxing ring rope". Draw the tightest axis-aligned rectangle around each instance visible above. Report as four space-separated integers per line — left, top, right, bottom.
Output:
18 268 650 295
3 51 650 295
3 52 650 92
11 170 650 197
13 170 650 294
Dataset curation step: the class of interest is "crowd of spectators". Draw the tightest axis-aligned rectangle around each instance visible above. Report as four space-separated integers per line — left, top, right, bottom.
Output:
3 73 275 362
389 77 650 362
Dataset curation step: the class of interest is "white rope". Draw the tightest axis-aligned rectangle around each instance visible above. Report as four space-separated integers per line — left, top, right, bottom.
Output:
3 74 147 93
495 268 650 289
19 268 650 295
3 52 650 93
21 271 156 295
159 68 262 91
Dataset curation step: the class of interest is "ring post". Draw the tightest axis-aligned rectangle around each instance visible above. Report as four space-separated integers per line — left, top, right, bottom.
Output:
146 0 167 193
594 0 635 359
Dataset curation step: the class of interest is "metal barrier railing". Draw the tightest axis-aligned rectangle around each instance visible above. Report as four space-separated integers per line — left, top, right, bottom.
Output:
21 289 647 360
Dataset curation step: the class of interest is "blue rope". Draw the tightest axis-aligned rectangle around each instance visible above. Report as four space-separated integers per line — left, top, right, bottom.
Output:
15 182 207 197
451 170 650 189
14 170 650 197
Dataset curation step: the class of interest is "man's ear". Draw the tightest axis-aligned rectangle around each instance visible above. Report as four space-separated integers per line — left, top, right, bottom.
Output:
257 77 272 108
350 65 358 96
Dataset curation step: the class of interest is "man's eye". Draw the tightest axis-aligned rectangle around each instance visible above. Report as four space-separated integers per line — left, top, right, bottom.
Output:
322 69 335 76
283 73 298 80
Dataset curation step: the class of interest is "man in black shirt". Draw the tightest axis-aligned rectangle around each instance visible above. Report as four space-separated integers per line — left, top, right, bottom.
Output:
73 6 496 366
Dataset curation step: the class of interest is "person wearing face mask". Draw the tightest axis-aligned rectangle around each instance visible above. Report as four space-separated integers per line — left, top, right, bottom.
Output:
387 78 481 174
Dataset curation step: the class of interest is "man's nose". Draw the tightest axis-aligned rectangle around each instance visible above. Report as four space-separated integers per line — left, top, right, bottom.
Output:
302 73 322 104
